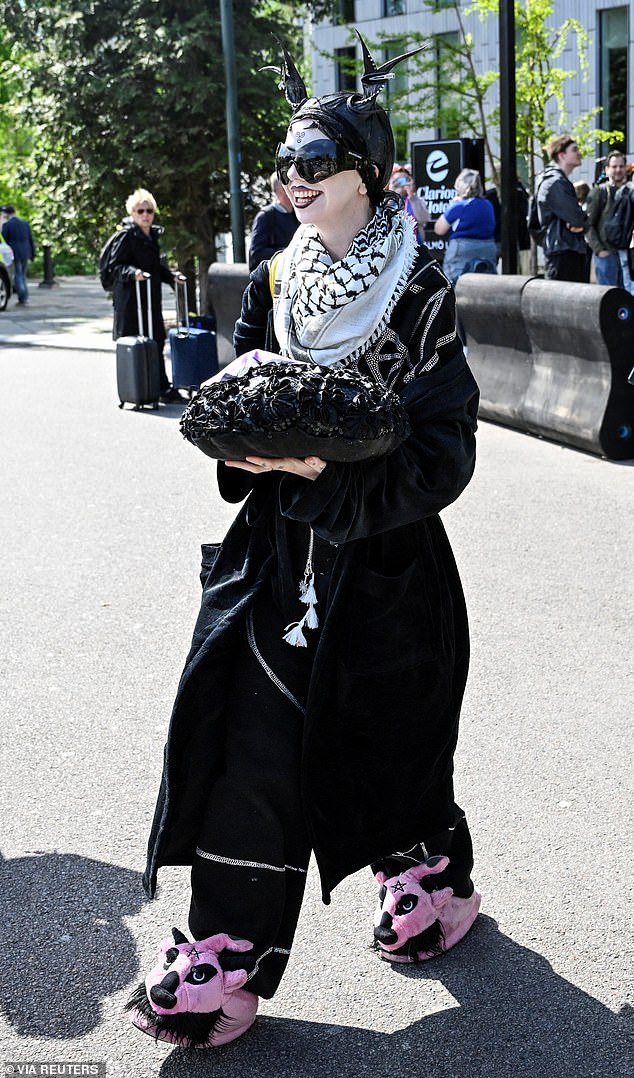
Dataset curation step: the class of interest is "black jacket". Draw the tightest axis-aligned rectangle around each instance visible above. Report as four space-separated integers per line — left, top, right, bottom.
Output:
248 203 299 271
536 166 587 256
1 215 35 262
143 245 479 903
106 223 175 348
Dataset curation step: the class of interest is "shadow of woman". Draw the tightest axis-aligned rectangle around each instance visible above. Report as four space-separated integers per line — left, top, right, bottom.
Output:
156 915 630 1078
0 850 146 1037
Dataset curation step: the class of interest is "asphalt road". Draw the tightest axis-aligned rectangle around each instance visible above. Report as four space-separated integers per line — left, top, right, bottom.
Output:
0 319 632 1076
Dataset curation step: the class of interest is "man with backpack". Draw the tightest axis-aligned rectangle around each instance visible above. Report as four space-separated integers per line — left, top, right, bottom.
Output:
585 151 633 293
533 135 588 282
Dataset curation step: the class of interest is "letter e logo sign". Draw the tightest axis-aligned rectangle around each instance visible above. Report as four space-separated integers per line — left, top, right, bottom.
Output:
426 150 450 182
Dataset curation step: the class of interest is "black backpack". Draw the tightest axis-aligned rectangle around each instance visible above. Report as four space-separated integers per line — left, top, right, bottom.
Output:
98 232 119 291
527 177 548 246
99 225 131 291
604 189 634 250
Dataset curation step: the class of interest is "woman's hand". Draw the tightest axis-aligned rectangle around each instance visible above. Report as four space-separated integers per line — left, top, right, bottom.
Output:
225 455 327 480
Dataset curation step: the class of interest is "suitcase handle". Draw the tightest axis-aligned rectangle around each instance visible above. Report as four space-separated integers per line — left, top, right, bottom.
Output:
175 276 190 337
135 274 154 339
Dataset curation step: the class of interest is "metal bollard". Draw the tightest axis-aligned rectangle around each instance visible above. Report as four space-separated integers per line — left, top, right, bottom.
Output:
39 244 56 287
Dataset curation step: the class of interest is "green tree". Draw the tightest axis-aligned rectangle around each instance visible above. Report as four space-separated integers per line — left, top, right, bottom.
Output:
473 0 621 192
384 0 622 191
0 0 304 303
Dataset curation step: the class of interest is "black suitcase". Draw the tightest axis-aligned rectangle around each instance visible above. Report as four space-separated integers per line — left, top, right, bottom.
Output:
116 276 161 409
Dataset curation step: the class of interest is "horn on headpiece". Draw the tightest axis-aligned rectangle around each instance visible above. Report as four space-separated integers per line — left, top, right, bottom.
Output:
263 36 308 109
355 29 429 98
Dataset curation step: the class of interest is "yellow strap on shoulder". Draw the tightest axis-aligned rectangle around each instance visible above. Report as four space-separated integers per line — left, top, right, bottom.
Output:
269 251 282 299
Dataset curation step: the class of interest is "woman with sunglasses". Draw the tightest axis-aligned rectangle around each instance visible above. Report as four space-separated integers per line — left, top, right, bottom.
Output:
130 38 481 1051
105 188 183 403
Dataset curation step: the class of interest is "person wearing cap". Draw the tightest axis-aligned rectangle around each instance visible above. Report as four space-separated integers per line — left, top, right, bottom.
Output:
129 33 480 1050
1 204 35 306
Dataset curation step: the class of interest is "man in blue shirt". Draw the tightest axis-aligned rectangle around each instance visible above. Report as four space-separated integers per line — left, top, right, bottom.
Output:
1 205 36 305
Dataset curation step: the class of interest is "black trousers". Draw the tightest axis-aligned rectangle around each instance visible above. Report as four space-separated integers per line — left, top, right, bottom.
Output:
544 250 588 282
189 578 475 999
189 583 313 998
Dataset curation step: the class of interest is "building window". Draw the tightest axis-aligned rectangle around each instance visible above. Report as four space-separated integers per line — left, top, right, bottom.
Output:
599 7 628 153
435 32 461 140
336 0 355 20
383 0 406 16
335 46 357 93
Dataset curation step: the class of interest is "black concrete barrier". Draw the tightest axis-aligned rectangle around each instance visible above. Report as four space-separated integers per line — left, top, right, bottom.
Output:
456 274 634 460
207 262 250 368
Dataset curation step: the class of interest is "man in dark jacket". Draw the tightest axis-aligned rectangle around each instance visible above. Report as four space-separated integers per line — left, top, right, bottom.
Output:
1 205 36 305
585 150 633 289
536 135 587 281
248 174 298 271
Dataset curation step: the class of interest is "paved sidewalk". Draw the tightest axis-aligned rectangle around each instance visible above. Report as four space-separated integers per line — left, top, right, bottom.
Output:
0 274 178 352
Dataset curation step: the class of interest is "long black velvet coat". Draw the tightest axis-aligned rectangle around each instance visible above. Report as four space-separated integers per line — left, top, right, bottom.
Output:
143 245 479 904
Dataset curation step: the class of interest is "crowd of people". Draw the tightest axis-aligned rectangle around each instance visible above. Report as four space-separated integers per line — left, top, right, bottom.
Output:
1 135 630 352
247 136 633 292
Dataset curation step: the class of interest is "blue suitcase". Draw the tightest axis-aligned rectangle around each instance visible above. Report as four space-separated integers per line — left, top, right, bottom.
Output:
169 280 218 393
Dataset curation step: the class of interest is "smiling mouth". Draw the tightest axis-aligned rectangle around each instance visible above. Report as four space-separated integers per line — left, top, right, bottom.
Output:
291 186 321 208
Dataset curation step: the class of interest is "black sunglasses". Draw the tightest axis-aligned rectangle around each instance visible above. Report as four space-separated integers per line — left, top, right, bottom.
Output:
275 139 368 185
135 207 154 214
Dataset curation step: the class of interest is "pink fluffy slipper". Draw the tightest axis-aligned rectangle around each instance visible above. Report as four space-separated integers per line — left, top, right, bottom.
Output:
126 928 258 1048
373 855 481 963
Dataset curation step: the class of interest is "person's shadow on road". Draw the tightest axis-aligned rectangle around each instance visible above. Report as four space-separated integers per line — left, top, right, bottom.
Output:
0 850 146 1037
155 915 631 1078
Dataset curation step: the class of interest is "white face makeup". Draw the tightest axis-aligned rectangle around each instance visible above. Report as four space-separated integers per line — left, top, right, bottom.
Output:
282 123 367 230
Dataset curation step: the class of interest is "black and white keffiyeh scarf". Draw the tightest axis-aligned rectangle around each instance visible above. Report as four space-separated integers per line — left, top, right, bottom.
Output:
273 205 418 368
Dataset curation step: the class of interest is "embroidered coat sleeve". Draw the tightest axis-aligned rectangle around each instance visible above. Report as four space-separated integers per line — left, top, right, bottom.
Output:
279 360 478 543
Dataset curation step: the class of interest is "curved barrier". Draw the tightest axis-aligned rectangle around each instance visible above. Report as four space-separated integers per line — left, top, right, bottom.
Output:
207 262 250 368
456 274 634 460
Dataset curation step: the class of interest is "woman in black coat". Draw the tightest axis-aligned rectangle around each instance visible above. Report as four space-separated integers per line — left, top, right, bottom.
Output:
128 38 481 1052
107 188 182 402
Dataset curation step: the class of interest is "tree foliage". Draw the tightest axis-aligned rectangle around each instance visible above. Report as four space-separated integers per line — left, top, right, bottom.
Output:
0 0 305 292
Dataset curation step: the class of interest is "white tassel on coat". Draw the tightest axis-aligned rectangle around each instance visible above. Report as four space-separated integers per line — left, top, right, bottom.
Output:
283 619 308 647
283 529 319 647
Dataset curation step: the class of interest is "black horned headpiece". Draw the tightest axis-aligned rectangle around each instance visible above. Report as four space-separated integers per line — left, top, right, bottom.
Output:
268 31 428 201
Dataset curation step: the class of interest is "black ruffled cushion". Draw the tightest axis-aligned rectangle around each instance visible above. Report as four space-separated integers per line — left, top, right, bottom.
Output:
180 361 411 462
